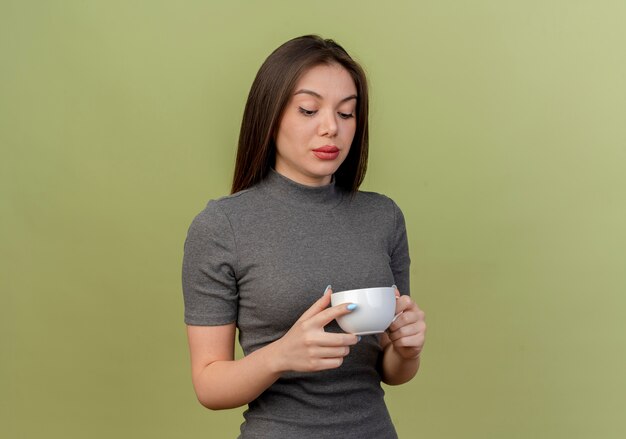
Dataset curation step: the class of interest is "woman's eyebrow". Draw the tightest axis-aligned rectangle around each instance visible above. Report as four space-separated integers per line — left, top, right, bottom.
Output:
293 89 357 103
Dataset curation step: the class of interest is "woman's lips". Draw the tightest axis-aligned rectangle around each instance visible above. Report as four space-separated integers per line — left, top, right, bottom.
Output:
312 146 340 160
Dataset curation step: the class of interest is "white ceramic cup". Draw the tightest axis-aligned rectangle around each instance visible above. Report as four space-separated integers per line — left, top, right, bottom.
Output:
330 287 397 335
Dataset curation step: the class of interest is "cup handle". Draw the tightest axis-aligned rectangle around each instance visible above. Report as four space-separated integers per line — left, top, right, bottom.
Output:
391 290 403 323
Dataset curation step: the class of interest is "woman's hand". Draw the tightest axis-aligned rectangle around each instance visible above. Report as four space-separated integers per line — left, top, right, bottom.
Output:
186 287 357 410
271 287 359 373
385 287 426 360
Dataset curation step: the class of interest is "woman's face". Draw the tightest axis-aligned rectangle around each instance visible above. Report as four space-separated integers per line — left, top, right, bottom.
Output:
274 63 357 186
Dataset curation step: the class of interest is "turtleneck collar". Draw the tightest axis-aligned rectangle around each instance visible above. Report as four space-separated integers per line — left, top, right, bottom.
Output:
259 169 344 209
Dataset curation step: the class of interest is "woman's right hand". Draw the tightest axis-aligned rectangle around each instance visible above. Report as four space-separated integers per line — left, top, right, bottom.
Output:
270 287 360 373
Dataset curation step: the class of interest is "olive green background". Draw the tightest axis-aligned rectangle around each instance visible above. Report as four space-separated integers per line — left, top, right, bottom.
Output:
2 1 625 438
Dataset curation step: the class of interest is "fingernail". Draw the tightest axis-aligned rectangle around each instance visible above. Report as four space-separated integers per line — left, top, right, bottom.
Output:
347 303 357 311
392 284 397 290
323 285 332 295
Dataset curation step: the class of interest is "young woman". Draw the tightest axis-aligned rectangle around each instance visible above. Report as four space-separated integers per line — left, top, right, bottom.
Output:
182 35 426 438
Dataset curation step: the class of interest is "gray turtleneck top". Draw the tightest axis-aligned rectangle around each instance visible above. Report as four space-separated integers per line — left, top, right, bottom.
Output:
182 170 411 439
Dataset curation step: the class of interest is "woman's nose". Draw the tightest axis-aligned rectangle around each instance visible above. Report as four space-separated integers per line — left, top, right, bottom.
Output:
318 110 338 137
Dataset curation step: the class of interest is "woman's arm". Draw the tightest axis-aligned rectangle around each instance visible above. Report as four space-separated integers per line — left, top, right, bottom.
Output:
380 289 426 385
187 288 359 410
187 323 281 410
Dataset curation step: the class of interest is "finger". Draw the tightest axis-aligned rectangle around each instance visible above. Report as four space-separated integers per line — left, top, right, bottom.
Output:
393 285 400 298
387 323 419 342
309 302 358 327
393 333 425 350
395 295 418 313
297 286 332 322
312 357 344 371
388 310 419 332
312 346 351 358
316 332 359 347
413 304 425 321
389 321 426 347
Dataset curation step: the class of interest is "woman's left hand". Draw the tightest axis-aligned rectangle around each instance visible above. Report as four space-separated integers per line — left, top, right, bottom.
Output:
385 287 426 360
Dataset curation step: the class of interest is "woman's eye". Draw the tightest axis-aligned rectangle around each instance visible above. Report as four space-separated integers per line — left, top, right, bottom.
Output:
298 107 317 116
338 112 354 119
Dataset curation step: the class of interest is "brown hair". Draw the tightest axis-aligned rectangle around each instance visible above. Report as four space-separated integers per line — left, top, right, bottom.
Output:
231 35 369 194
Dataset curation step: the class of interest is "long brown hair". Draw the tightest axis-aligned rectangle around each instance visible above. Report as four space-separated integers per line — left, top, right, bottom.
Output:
231 35 369 194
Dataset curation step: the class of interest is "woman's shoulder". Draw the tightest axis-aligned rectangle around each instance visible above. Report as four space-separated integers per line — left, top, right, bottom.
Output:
201 185 262 214
348 190 407 230
187 186 262 232
352 189 403 212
